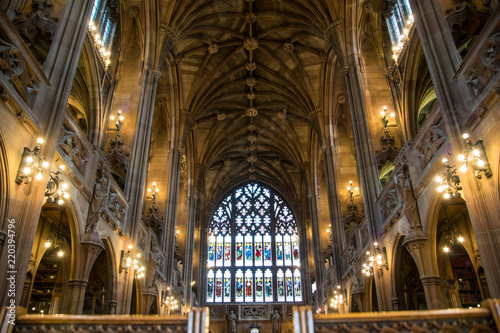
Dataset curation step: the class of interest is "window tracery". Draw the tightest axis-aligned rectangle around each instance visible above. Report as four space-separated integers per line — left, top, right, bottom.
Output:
207 183 302 303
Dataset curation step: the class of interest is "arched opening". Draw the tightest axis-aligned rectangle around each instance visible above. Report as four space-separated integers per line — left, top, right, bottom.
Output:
206 182 303 304
436 197 487 308
396 245 426 310
83 244 113 314
25 204 72 314
416 88 437 131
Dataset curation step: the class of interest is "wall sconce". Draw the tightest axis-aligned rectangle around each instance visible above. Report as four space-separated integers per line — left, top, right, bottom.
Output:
110 110 124 135
15 138 49 184
435 158 462 199
361 242 388 276
119 245 145 278
458 133 492 179
147 182 159 206
330 285 346 310
380 106 395 133
87 20 111 67
347 181 359 203
45 168 70 205
441 215 464 253
162 288 179 315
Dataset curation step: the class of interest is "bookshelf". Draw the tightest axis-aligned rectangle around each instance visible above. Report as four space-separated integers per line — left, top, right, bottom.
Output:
449 247 481 308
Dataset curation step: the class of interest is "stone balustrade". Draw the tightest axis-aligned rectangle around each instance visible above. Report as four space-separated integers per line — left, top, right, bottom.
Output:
293 299 500 333
1 307 209 333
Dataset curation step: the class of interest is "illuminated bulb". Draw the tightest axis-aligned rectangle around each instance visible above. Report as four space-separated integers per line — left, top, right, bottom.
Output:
355 187 359 191
110 115 115 120
129 245 133 249
380 110 386 117
137 253 141 258
32 307 35 311
462 133 469 139
119 116 124 121
152 182 156 186
45 241 50 248
126 262 130 267
442 158 448 164
37 138 44 144
458 236 464 243
369 256 375 262
40 310 44 314
366 251 370 255
460 164 467 173
477 159 485 167
155 188 159 192
377 254 382 260
444 246 449 253
326 229 330 233
58 251 63 257
23 166 32 174
377 260 382 265
347 186 351 191
60 165 65 170
61 182 68 189
437 186 443 192
435 176 443 183
26 156 34 163
444 192 451 199
63 193 70 199
35 173 43 180
373 242 378 246
390 112 395 117
458 154 465 161
472 149 480 157
57 199 64 205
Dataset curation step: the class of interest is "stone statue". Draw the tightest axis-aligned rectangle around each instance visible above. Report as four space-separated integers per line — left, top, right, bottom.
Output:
272 309 281 333
228 310 237 333
86 175 108 233
395 169 420 228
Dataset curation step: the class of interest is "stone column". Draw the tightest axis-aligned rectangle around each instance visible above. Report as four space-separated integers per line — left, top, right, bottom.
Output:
404 238 443 309
109 300 118 314
409 0 500 297
67 232 105 314
184 195 198 309
307 193 325 311
67 279 89 314
162 147 183 288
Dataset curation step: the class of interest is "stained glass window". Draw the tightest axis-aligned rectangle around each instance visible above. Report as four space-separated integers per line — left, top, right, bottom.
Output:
207 182 302 303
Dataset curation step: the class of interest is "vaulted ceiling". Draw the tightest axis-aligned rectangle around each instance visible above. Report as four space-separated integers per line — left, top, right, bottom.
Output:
152 0 348 203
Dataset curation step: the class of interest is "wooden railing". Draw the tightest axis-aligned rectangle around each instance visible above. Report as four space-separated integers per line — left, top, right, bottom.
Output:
2 307 209 333
293 300 500 333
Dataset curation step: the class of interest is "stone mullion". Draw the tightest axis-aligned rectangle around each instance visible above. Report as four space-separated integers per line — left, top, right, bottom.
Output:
198 201 214 306
308 193 324 312
409 0 500 297
184 194 198 309
342 64 388 310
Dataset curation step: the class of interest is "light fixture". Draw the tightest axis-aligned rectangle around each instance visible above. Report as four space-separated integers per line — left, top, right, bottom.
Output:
162 289 180 315
457 133 492 179
380 106 395 133
330 285 346 310
440 213 465 253
110 110 124 135
45 170 70 205
147 182 159 206
435 158 462 199
119 245 145 278
44 212 67 257
347 181 359 203
392 13 415 63
15 138 49 184
87 21 111 67
361 242 388 275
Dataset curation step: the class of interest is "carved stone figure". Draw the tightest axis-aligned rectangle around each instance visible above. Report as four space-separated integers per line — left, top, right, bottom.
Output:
228 310 237 333
395 169 420 228
86 174 108 233
272 309 281 333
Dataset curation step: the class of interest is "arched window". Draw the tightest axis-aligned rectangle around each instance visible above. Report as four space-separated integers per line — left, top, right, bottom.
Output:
207 182 302 303
386 0 414 56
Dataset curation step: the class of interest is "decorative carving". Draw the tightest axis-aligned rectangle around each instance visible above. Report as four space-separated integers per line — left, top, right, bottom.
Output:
85 166 109 233
207 43 219 54
246 107 258 117
107 186 126 225
0 36 40 107
242 306 266 318
175 53 183 65
217 112 226 121
247 124 256 131
179 154 187 184
247 134 257 143
395 166 421 229
245 12 257 24
58 119 89 175
243 37 259 50
415 115 447 167
246 76 257 87
283 41 294 53
14 0 58 47
247 92 255 100
246 61 256 72
247 155 257 163
466 30 500 99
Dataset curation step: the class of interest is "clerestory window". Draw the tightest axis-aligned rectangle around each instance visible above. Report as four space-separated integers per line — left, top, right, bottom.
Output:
206 182 302 303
